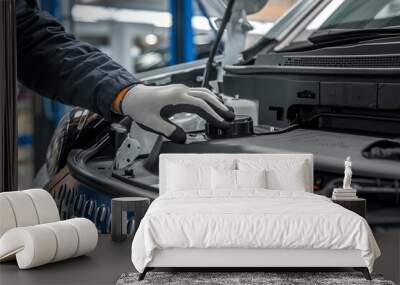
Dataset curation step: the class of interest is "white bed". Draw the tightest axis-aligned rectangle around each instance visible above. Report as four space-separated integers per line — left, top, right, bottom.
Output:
131 154 380 280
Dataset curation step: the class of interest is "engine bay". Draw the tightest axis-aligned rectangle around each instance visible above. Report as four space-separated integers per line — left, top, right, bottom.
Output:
44 0 400 230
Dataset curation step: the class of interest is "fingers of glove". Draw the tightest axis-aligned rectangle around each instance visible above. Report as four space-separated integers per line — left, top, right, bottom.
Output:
160 97 230 129
136 118 186 144
187 89 235 122
185 96 231 127
188 88 226 109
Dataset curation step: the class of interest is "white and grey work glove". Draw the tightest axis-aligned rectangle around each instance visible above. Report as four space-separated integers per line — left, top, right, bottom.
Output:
121 84 235 143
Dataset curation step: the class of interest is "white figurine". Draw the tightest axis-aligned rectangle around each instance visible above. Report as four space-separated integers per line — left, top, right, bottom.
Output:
343 156 352 190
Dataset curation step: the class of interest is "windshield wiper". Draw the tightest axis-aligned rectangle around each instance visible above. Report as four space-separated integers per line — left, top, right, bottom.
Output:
309 27 400 44
281 27 400 52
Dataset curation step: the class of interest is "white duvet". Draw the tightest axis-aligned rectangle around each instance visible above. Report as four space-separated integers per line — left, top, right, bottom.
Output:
131 190 380 273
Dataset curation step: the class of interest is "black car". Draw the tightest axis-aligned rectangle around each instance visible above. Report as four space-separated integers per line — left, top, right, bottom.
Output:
38 0 400 234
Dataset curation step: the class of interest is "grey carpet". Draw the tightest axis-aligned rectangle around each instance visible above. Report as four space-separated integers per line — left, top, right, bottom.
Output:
117 272 396 285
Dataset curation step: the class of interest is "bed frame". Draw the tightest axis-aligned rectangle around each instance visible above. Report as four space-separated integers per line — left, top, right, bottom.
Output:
139 248 371 280
138 154 371 281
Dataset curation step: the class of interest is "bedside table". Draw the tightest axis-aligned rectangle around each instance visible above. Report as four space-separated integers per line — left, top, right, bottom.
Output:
111 197 151 241
332 198 366 218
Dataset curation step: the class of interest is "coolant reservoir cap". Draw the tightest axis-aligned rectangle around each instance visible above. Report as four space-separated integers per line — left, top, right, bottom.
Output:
206 115 253 139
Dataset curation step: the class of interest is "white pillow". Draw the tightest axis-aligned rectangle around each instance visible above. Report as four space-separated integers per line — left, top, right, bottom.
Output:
167 162 211 191
236 169 267 189
211 168 268 191
211 168 236 190
266 161 307 191
238 159 309 191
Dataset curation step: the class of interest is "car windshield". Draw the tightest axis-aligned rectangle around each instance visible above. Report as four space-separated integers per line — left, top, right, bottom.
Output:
290 0 400 45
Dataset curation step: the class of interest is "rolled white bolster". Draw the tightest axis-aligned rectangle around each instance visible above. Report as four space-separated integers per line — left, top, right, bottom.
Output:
0 196 17 237
42 221 79 262
0 219 98 269
66 218 98 257
24 189 60 224
1 192 39 227
0 226 57 269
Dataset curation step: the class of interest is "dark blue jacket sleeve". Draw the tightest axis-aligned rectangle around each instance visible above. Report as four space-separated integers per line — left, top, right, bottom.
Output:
16 0 138 120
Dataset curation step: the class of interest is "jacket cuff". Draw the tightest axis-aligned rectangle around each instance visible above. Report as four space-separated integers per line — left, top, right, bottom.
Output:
96 73 138 121
112 86 130 114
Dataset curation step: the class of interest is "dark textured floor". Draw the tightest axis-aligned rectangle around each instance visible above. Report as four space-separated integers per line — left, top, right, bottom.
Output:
372 227 400 284
0 235 134 285
117 272 395 285
0 228 398 285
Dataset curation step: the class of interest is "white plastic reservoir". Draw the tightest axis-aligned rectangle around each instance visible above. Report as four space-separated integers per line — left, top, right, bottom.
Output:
223 95 259 126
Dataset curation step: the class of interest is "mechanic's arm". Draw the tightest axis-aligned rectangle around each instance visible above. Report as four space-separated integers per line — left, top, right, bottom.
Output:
16 0 234 143
16 0 136 121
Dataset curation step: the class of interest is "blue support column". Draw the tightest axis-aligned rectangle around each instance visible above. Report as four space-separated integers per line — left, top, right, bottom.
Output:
40 0 65 126
169 0 195 65
40 0 61 19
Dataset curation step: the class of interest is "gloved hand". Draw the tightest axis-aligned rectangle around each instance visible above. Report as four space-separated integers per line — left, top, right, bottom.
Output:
121 84 235 143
